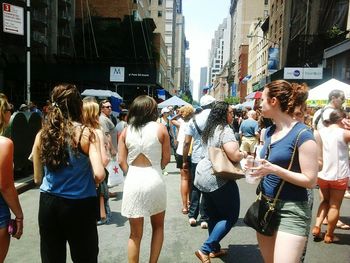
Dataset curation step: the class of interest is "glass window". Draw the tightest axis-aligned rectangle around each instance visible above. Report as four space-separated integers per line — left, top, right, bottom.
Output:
158 11 162 17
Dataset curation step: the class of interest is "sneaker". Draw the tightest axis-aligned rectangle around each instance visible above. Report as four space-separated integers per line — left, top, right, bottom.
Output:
201 221 208 229
97 218 107 226
162 170 168 176
189 218 197 226
344 190 350 199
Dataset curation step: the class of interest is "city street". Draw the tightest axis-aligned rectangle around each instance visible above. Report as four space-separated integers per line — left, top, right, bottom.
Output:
6 157 350 263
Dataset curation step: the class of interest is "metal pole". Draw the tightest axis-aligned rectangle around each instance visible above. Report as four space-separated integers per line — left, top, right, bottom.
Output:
26 0 30 104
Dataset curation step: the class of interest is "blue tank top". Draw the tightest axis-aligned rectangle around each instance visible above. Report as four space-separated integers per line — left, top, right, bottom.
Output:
260 122 314 201
40 147 96 199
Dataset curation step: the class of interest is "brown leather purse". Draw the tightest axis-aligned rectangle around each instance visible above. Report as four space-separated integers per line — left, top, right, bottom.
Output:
208 131 244 180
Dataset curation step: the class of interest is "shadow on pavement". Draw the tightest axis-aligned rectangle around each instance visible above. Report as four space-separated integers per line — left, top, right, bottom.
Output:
108 211 128 227
223 244 263 263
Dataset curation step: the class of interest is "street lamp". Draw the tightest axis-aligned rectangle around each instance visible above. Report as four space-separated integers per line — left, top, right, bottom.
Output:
247 34 279 46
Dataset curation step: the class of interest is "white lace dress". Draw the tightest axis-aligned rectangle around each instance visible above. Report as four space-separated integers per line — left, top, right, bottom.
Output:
121 122 167 218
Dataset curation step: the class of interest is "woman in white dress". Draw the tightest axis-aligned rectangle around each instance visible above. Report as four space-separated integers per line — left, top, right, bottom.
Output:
118 95 171 263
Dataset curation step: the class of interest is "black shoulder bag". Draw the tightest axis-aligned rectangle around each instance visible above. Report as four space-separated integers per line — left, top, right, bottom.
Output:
243 128 307 236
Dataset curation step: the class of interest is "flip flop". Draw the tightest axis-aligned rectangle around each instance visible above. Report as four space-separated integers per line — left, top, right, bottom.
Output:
336 222 350 230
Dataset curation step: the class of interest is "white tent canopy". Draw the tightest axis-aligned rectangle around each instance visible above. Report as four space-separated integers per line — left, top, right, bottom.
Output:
81 89 123 100
157 96 190 108
307 79 350 101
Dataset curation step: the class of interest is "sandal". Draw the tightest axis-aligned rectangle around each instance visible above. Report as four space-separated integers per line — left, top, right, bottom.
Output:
324 233 340 243
182 208 189 214
336 221 350 230
312 226 322 241
209 249 228 258
195 250 211 263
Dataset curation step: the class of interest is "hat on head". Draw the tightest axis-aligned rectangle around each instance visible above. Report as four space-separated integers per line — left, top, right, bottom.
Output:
19 104 28 111
200 95 216 107
161 107 170 115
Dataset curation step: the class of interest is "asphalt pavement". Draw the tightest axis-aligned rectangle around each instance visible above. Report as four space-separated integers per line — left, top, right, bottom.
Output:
6 157 350 263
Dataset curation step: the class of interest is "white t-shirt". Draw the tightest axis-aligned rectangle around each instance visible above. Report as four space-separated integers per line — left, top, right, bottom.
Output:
318 126 350 180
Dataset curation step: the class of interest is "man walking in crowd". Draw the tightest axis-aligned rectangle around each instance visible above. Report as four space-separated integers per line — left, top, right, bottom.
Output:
182 94 216 229
239 110 259 156
99 99 117 221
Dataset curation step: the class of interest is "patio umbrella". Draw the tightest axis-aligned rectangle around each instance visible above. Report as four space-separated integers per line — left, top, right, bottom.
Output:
245 91 262 100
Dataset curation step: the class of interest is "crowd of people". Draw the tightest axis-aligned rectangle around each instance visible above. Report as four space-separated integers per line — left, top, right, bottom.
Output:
0 80 350 262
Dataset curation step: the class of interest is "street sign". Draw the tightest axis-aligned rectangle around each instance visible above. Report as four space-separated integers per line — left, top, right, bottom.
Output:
2 3 24 36
110 66 125 82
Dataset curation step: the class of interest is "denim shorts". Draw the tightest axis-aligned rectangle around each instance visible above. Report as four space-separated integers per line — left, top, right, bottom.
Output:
0 199 10 229
275 200 311 237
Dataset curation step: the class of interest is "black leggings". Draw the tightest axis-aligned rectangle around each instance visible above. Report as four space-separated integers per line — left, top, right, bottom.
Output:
39 192 99 263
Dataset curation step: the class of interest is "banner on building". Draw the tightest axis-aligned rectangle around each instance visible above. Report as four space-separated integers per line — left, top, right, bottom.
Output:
231 83 237 97
157 89 166 101
268 47 279 74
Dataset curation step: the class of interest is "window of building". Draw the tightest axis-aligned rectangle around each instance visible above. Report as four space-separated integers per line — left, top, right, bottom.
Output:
264 0 268 4
133 0 138 3
165 24 172 31
158 11 162 17
158 0 163 5
165 10 173 20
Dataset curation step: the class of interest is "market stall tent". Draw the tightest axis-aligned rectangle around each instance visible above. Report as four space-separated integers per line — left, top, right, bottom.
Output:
307 79 350 107
157 96 190 108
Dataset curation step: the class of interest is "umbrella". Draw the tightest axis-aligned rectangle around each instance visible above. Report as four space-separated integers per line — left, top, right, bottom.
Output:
241 100 255 109
245 91 262 99
81 89 123 100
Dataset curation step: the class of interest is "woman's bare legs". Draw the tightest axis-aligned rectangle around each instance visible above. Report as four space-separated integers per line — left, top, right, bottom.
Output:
257 232 276 263
149 211 165 263
326 189 346 238
0 227 10 263
128 217 144 263
274 231 307 263
180 169 190 213
314 188 330 228
99 195 106 220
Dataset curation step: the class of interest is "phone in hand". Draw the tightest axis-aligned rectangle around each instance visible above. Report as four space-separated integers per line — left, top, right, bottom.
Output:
8 219 17 236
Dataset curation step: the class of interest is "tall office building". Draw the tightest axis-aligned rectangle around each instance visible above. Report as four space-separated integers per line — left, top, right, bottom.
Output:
208 17 230 86
199 66 208 98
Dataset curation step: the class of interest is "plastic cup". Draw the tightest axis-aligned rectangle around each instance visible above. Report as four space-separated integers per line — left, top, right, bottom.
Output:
245 159 261 184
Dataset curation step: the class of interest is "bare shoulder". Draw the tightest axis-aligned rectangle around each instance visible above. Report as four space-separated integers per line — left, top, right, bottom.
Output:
156 122 167 132
0 136 13 148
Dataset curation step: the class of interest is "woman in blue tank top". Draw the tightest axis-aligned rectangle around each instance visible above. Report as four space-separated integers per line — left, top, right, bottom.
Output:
32 84 105 263
249 80 318 263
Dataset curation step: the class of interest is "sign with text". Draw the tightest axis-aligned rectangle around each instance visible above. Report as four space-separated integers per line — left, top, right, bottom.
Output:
110 67 125 82
2 3 24 35
283 67 323 80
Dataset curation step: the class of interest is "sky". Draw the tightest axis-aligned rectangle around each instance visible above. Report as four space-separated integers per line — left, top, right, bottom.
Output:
182 0 231 101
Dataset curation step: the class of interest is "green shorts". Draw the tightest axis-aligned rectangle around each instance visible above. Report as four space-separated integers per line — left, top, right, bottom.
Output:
275 200 311 237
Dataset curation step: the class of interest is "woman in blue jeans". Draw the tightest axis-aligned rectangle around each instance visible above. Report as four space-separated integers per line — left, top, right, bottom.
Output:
194 101 247 263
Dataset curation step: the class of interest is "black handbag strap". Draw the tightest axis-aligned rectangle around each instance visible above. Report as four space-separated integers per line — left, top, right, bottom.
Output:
264 127 308 207
193 116 202 135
